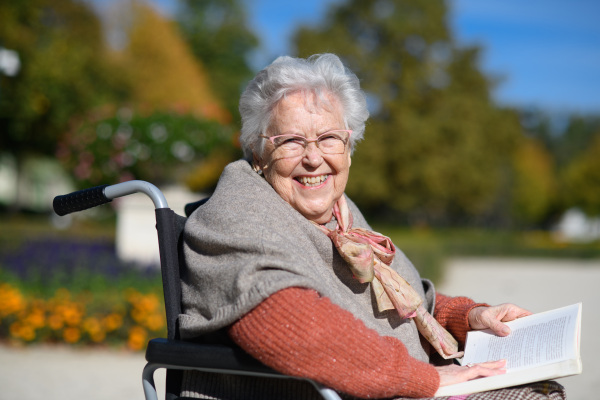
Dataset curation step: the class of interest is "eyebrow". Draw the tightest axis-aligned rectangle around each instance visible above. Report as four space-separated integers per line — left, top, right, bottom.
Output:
276 129 344 137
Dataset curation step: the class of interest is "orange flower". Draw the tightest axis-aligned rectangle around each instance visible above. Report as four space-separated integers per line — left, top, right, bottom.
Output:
102 313 123 332
25 307 45 329
0 284 25 318
131 308 145 324
89 330 106 343
144 314 165 331
0 284 167 347
48 314 64 331
63 327 81 343
127 326 148 351
138 294 160 312
129 292 162 327
10 322 35 342
83 317 102 335
83 316 107 342
60 303 84 326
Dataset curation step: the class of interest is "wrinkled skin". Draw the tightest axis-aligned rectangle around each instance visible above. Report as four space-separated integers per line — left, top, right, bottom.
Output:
469 304 532 336
437 360 508 388
254 91 351 225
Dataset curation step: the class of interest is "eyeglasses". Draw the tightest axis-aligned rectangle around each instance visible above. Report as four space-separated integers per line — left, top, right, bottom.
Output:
260 130 352 158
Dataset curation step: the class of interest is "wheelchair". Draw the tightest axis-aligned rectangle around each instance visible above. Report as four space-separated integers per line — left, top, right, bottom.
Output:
53 180 341 400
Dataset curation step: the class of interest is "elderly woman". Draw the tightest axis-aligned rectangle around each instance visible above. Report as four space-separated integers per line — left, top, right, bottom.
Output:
178 54 561 399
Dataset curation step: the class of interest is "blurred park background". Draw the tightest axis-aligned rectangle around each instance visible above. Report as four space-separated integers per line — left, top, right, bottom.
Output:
1 0 599 356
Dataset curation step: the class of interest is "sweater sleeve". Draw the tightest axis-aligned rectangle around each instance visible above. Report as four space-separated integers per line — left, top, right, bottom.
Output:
433 292 489 345
227 287 440 399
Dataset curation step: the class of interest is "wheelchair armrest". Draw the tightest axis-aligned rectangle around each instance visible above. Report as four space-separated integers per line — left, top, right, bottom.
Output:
145 337 281 375
144 338 343 400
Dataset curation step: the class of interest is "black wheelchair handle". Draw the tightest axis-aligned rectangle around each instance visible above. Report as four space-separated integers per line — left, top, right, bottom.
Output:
53 180 169 216
53 185 111 216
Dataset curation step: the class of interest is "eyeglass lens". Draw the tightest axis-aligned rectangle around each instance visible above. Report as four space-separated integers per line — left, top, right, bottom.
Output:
272 131 349 156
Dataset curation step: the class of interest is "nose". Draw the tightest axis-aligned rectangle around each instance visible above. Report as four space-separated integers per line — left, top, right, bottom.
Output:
302 141 323 167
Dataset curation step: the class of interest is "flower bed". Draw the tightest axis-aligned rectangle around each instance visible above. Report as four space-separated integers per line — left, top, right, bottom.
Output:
0 237 166 350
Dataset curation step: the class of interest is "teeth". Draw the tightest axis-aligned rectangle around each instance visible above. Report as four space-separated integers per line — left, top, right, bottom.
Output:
297 175 328 187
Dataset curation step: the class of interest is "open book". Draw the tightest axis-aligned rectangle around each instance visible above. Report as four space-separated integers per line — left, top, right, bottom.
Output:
435 303 582 397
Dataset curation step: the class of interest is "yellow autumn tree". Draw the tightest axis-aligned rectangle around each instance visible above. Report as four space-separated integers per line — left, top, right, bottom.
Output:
115 0 230 123
511 137 556 224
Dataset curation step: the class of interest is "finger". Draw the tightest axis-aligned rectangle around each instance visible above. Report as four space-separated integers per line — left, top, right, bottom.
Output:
488 319 511 336
501 304 532 321
513 308 533 319
465 360 507 378
465 359 505 369
476 359 507 368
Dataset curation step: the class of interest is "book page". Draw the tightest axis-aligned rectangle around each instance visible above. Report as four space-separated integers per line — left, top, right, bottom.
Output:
436 303 582 397
461 303 580 371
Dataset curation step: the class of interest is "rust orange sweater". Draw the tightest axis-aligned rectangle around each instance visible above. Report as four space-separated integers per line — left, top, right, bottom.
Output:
228 287 485 399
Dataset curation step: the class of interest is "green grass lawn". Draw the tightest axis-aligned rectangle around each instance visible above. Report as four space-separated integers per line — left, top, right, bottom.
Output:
1 213 115 248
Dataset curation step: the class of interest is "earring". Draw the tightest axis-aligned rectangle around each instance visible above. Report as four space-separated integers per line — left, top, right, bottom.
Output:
252 164 263 176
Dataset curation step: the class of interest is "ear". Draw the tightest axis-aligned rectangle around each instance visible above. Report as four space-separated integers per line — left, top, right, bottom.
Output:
252 152 260 167
252 152 265 173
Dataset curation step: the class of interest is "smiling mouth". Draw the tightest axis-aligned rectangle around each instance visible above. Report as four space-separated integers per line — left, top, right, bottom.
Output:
296 174 329 187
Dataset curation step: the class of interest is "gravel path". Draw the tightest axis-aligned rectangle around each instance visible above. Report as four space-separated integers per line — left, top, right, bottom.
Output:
437 257 600 400
0 344 164 400
0 257 597 400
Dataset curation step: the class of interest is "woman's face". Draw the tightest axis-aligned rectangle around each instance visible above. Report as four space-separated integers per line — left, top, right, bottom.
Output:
255 91 351 224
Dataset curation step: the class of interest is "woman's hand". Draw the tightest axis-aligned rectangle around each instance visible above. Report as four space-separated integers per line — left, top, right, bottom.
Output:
436 360 507 387
468 304 532 336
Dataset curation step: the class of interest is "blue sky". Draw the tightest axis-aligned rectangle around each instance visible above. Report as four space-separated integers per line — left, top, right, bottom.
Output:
449 0 600 114
144 0 600 114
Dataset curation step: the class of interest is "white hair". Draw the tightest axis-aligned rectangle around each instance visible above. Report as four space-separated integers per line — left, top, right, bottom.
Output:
239 53 369 159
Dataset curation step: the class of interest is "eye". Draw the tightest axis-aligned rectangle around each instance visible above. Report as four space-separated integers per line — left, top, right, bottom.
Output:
319 132 343 143
284 138 303 144
274 136 305 147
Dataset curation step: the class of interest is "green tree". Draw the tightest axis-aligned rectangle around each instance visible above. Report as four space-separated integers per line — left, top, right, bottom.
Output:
293 0 522 225
553 115 600 169
56 1 239 191
521 110 600 170
560 132 600 216
0 0 125 157
175 0 259 122
0 0 127 209
520 110 600 219
510 138 556 225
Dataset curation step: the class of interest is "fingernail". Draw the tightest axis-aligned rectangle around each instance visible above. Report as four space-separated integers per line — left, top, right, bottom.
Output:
502 326 510 335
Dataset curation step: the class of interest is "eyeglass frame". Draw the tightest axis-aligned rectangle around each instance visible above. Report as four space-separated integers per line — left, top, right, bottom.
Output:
259 129 353 157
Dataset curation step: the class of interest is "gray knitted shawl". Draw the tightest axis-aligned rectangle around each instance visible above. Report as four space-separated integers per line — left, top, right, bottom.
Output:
179 159 436 362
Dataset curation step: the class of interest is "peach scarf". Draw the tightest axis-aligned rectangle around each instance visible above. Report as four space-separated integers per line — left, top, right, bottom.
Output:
315 196 463 359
